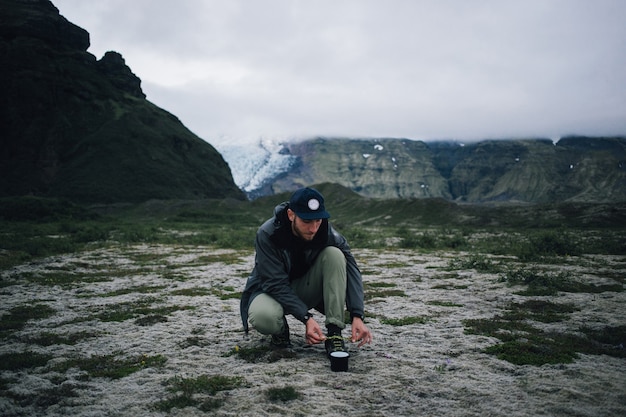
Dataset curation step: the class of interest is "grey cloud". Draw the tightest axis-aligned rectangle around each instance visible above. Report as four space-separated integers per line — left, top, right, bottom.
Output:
54 0 626 143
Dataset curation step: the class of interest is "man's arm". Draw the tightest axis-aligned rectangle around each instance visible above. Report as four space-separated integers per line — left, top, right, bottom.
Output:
254 230 310 322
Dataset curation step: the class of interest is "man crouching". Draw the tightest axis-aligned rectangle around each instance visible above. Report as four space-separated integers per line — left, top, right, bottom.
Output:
240 187 372 358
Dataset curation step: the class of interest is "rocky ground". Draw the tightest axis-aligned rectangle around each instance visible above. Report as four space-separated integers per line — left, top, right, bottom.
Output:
1 244 624 416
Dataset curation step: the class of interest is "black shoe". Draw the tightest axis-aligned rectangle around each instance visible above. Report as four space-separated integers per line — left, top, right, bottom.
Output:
270 317 292 349
325 335 345 357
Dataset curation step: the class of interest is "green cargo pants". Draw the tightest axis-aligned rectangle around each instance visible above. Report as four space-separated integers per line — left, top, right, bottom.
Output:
248 246 347 335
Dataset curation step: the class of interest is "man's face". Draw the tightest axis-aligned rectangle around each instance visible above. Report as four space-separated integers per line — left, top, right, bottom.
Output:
287 209 322 241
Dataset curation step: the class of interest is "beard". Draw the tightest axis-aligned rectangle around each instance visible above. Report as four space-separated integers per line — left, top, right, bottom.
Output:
291 220 317 241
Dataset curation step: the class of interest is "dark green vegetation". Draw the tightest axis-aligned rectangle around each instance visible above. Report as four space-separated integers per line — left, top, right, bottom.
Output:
501 267 624 296
54 353 167 379
464 313 626 366
1 0 243 203
459 255 625 366
379 316 429 326
155 375 246 412
0 351 167 408
265 386 301 402
0 348 166 378
87 298 195 324
364 282 407 300
0 351 53 371
0 195 261 270
2 185 624 270
226 344 297 364
0 304 56 335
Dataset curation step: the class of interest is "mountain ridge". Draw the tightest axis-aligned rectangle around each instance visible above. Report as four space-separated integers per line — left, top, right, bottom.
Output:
3 0 624 206
223 136 626 203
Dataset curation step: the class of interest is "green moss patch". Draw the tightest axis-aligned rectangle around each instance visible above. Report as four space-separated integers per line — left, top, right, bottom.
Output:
55 353 166 379
464 300 625 365
155 374 246 412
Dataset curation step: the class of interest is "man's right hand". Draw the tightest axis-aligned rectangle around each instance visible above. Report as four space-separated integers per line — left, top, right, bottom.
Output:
305 318 326 345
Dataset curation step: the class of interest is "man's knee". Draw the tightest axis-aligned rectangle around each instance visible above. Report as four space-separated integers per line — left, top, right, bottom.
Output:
320 246 346 266
248 294 284 335
249 312 283 335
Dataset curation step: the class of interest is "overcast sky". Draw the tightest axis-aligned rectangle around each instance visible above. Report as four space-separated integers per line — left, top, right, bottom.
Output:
53 0 626 146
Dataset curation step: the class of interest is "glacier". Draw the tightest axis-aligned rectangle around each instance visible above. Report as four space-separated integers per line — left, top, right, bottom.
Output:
216 138 297 195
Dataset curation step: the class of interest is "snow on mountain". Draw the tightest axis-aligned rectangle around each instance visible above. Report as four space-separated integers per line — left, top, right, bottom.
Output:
216 138 296 194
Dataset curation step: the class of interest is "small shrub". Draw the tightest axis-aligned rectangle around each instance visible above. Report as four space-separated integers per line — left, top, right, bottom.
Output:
427 300 463 307
265 386 300 402
515 230 582 261
579 325 626 356
135 314 168 326
501 267 623 295
340 226 383 249
22 330 99 346
155 374 245 412
364 282 406 299
398 229 468 250
485 339 579 366
154 394 198 412
463 303 626 365
72 224 110 243
0 197 96 222
463 317 537 341
113 225 161 243
400 232 437 249
28 271 111 287
226 345 271 363
168 374 245 396
178 336 211 348
90 300 194 323
502 300 576 323
448 254 501 273
0 304 56 333
380 316 428 326
56 353 166 379
0 352 52 370
366 281 398 288
170 287 212 296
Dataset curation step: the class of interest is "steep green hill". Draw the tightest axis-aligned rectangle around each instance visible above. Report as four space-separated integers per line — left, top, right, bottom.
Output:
0 0 244 203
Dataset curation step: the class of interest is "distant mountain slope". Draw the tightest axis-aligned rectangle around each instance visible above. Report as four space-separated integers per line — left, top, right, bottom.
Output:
0 0 244 203
223 136 626 203
432 137 626 203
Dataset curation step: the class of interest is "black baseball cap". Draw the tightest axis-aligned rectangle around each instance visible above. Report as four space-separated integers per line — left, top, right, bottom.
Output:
289 187 330 220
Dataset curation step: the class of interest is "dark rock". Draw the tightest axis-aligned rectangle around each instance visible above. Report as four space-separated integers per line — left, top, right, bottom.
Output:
96 51 145 99
0 0 244 203
0 0 90 51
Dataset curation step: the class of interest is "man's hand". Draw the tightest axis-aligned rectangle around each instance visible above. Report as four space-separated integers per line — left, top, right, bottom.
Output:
304 318 326 345
351 317 373 347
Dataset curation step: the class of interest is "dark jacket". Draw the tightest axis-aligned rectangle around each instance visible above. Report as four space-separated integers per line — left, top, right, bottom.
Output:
240 202 365 333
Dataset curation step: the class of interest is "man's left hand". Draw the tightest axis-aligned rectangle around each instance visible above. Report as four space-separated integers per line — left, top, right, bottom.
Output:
350 317 373 347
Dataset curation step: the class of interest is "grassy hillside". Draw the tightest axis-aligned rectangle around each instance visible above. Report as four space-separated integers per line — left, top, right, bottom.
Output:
2 186 624 270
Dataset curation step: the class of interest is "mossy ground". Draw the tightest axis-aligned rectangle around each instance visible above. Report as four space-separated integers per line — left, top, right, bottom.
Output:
0 197 624 415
